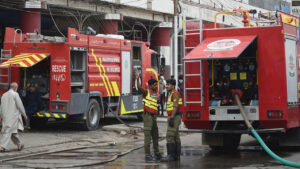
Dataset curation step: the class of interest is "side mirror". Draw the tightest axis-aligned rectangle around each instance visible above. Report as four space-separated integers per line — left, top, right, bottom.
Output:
161 57 165 67
160 57 165 74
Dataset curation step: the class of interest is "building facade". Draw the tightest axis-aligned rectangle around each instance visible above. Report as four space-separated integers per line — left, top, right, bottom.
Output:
0 0 282 79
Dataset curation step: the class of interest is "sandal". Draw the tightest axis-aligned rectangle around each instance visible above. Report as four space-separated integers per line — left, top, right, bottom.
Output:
17 144 24 151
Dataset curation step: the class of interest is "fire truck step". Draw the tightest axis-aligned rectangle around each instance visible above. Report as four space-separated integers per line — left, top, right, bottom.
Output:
35 112 67 119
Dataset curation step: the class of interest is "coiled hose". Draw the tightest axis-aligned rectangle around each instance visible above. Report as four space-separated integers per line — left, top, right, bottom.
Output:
234 94 300 168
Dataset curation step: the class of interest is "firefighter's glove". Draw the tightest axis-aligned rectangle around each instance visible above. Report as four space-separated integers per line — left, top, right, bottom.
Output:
169 118 174 127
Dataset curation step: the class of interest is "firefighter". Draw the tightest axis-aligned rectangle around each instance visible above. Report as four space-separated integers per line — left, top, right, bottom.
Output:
135 71 161 162
161 78 182 162
24 84 43 129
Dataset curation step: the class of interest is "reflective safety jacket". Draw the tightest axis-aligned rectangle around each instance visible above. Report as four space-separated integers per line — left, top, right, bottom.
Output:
142 89 158 114
167 90 182 116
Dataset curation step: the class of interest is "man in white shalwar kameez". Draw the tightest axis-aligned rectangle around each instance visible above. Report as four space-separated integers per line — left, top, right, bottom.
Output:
0 82 28 152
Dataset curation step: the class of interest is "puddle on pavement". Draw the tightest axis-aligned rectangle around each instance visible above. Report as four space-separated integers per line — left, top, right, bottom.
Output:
101 145 295 169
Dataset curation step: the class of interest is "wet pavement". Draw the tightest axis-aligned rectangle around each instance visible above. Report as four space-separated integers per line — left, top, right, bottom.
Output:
100 134 300 169
1 118 300 169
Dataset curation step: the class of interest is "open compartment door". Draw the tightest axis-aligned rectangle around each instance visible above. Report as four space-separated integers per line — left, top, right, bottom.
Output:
183 35 257 108
184 35 257 60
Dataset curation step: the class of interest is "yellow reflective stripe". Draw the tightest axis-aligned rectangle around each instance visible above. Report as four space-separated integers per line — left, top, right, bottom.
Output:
39 54 47 58
91 49 111 96
37 113 44 117
178 99 183 105
36 112 67 119
144 103 158 110
143 97 157 106
143 90 158 111
111 81 120 96
25 58 35 66
3 54 36 62
145 96 157 103
99 57 114 96
31 54 42 62
143 100 157 107
120 99 144 114
3 54 44 63
53 114 60 118
146 68 159 92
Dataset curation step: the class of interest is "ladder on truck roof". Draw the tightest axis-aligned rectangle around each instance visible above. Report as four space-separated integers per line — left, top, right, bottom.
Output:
0 49 12 89
182 14 203 107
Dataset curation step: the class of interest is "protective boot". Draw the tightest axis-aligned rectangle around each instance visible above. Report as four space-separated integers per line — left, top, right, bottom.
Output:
154 153 162 161
174 142 181 161
161 143 176 162
145 155 156 162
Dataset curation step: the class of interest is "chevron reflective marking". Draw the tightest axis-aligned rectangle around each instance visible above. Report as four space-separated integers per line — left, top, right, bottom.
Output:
34 112 67 119
53 114 60 118
0 53 50 67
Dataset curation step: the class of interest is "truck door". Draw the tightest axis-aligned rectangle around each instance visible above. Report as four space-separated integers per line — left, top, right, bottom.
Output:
121 51 131 94
132 43 142 94
284 35 298 104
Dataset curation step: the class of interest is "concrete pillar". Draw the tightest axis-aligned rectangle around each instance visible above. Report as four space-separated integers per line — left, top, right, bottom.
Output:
20 10 41 33
100 14 123 35
151 22 172 46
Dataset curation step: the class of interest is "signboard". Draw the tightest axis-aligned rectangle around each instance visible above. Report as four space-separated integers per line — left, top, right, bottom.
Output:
281 13 299 27
292 6 300 16
292 0 300 16
25 0 47 9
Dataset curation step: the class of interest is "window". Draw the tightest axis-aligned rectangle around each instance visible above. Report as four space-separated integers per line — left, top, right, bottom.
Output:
151 53 159 71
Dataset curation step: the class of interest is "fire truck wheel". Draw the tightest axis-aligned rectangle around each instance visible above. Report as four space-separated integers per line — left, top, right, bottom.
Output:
223 133 241 150
82 99 100 131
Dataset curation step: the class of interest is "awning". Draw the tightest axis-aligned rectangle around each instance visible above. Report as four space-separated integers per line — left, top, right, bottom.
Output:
184 35 257 60
0 53 50 67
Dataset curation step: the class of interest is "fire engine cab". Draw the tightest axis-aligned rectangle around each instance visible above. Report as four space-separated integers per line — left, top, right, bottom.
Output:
0 27 161 130
182 11 300 150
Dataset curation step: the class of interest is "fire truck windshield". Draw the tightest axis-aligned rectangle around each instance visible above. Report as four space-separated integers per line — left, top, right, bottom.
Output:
151 53 159 71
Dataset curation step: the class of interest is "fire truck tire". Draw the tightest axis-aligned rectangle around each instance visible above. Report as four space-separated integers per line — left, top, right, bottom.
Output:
82 99 101 131
210 134 241 151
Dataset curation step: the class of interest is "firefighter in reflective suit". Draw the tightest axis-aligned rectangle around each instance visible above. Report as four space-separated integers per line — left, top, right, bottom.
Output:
161 78 182 162
135 71 161 162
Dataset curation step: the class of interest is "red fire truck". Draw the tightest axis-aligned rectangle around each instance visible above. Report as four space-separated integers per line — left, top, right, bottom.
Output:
182 11 300 150
0 27 161 130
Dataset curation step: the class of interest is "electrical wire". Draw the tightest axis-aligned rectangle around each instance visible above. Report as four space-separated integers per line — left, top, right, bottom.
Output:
49 6 66 38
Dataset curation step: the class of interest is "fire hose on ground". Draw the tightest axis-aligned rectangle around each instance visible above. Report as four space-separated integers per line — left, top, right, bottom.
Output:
234 93 300 168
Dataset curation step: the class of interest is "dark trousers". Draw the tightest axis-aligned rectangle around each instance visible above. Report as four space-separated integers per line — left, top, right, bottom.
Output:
158 93 165 116
143 113 159 156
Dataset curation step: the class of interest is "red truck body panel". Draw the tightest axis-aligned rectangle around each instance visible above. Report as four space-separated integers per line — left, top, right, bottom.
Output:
1 27 157 117
183 15 300 131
